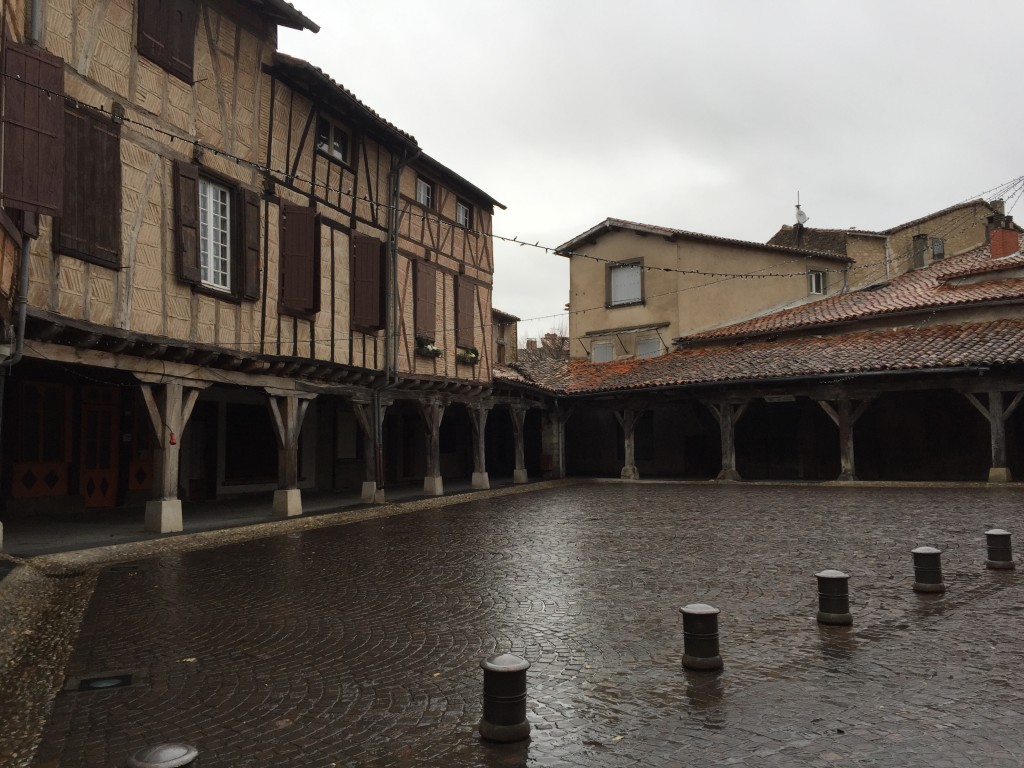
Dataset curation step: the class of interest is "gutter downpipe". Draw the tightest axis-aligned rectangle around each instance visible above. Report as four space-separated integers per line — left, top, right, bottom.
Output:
373 146 421 494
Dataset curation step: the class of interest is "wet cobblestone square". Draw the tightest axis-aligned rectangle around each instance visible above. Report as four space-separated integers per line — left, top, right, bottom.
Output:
22 483 1024 766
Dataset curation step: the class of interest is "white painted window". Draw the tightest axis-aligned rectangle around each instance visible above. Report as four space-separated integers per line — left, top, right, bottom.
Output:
808 270 825 295
199 178 231 291
592 341 614 362
456 199 472 228
637 338 661 358
609 263 642 305
416 176 434 208
316 117 348 163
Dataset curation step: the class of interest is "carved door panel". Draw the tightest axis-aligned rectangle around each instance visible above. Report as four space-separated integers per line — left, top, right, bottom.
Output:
80 388 119 508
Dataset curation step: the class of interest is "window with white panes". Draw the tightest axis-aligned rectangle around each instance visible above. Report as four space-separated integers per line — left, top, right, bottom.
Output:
316 116 348 163
456 199 472 228
416 176 434 208
199 178 231 291
808 269 826 295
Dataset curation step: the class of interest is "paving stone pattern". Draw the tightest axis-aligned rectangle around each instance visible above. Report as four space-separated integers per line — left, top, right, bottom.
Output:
29 484 1024 766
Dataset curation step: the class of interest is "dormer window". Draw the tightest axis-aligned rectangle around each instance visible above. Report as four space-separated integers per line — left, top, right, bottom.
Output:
316 117 348 163
416 176 435 208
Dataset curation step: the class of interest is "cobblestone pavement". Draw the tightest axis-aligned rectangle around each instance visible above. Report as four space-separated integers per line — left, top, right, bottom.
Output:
14 483 1024 766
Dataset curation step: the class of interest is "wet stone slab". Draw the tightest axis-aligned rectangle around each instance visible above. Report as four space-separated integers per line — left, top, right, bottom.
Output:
17 483 1024 767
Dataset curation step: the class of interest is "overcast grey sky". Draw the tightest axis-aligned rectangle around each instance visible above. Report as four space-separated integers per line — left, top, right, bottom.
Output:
279 1 1024 340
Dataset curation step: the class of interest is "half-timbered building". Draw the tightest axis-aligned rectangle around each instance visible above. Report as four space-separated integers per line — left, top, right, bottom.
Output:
0 0 523 543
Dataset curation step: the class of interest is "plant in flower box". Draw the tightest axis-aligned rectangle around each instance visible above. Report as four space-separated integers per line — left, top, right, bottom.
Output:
415 336 443 358
455 346 480 365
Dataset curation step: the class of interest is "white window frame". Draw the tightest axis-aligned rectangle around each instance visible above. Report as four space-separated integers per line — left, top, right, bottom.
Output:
456 199 472 228
591 340 614 363
416 176 434 208
808 269 825 295
636 337 661 359
316 116 348 163
199 177 231 291
609 261 643 306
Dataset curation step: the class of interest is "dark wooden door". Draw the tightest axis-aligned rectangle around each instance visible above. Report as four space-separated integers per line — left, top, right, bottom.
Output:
80 389 120 507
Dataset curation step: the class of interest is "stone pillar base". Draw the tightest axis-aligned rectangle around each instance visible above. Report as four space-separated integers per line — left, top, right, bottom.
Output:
373 489 386 503
145 499 183 533
471 472 490 490
513 468 529 484
273 489 302 517
361 481 378 503
620 465 639 480
989 467 1013 483
716 468 742 481
423 475 444 496
836 472 857 482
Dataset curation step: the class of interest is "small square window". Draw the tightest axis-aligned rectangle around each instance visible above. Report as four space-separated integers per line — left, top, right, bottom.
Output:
808 270 826 295
609 262 642 306
592 341 614 363
416 176 435 208
199 178 231 291
456 199 472 228
932 238 945 260
637 338 661 358
316 117 348 163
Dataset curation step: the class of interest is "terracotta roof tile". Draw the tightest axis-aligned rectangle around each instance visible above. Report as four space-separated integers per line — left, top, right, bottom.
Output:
513 317 1024 395
686 236 1024 342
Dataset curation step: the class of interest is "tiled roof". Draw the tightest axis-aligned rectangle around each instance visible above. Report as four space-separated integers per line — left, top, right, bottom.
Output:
556 218 853 263
940 252 1024 281
512 317 1024 395
243 0 318 31
492 308 521 323
686 236 1024 342
766 226 885 254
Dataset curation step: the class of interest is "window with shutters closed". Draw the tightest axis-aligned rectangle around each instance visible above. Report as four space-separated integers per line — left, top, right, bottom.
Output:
173 160 260 300
456 276 475 348
55 106 121 267
137 0 197 83
1 42 64 218
279 204 321 316
350 233 384 331
414 260 436 340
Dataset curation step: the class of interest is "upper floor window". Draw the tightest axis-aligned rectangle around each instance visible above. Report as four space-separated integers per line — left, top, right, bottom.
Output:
174 161 260 300
636 338 661 358
456 199 473 228
591 341 614 363
316 116 348 163
808 269 826 295
137 0 197 83
931 238 945 260
608 261 643 306
416 176 435 208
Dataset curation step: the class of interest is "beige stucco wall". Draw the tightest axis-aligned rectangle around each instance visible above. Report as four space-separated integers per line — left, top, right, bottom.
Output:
887 202 993 274
567 229 848 359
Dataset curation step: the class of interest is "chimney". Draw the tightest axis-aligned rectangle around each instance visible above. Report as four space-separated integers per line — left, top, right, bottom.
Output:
912 234 928 268
989 214 1019 259
526 339 537 352
991 199 1006 216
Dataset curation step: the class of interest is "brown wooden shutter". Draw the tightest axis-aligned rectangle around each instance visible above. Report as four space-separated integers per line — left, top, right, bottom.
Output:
350 232 383 330
241 189 260 300
137 0 196 83
280 203 319 314
456 276 475 348
55 107 121 266
2 41 65 217
173 160 200 284
414 260 436 340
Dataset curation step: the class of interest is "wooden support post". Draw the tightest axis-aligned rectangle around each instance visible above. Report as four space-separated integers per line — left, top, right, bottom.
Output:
544 405 573 479
964 390 1024 483
614 408 642 480
137 378 209 533
266 391 315 516
419 397 447 496
510 404 528 484
817 398 873 481
705 401 748 481
469 403 492 490
352 396 388 503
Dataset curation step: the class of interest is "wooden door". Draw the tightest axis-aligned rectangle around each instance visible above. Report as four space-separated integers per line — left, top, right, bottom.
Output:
80 388 120 507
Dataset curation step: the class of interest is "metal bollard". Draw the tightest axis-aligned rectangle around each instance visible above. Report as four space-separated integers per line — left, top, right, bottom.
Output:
986 529 1015 570
680 603 723 670
478 653 531 743
127 743 198 768
815 570 852 625
912 546 946 593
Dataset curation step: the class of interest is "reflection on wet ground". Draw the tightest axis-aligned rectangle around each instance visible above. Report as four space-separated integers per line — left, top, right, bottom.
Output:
24 484 1024 767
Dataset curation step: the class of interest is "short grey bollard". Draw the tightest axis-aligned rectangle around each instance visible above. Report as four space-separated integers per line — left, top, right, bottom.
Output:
479 653 530 743
680 603 723 670
986 529 1015 570
127 743 198 768
815 570 852 625
912 546 946 593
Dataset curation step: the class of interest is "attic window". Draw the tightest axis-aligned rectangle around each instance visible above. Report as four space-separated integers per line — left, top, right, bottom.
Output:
316 117 348 163
137 0 197 83
932 238 945 260
808 270 826 295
